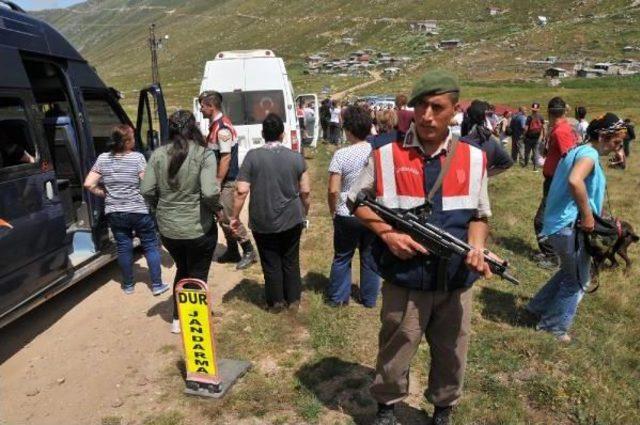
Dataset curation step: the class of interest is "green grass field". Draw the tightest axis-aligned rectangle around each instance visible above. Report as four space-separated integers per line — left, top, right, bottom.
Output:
138 138 640 424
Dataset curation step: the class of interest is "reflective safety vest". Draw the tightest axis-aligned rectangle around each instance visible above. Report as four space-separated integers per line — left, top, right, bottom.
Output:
208 115 239 182
207 115 237 148
373 136 486 212
370 131 488 292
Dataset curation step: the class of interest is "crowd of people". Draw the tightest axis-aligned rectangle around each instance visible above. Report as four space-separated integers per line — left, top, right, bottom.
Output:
82 68 634 424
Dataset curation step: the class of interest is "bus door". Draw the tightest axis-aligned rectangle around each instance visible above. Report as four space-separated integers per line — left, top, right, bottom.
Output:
135 84 168 158
295 93 319 148
0 90 69 319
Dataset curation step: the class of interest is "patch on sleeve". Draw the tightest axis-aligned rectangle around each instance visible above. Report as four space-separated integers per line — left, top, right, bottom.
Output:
218 129 232 142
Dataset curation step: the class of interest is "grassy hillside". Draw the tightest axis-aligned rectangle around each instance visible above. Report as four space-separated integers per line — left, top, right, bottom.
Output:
35 0 640 119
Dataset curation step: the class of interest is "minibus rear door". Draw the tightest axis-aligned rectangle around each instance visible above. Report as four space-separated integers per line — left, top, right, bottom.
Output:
135 84 168 157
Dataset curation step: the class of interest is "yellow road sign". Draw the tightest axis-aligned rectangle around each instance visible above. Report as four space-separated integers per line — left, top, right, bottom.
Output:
176 279 219 389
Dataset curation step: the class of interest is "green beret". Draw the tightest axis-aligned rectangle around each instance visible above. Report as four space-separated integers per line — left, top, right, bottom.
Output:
408 70 460 107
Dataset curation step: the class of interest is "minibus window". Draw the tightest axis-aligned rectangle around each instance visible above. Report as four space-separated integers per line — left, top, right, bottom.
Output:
244 91 285 125
220 92 244 125
0 98 37 170
219 91 286 126
82 97 125 155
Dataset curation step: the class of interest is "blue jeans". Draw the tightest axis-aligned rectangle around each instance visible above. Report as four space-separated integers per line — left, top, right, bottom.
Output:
527 226 591 335
107 212 162 289
328 215 381 307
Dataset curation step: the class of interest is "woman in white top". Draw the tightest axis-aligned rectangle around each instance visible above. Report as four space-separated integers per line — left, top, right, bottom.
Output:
328 100 342 144
326 105 381 307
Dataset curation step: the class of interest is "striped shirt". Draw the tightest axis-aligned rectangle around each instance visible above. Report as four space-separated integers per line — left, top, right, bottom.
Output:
91 151 148 214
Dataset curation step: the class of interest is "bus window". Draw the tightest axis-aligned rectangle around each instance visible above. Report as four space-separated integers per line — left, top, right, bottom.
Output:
220 92 244 125
245 90 285 124
0 97 37 171
218 91 286 125
82 94 125 155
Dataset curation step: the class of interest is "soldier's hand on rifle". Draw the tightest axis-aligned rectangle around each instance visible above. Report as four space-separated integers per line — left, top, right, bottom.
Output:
381 230 428 260
466 248 493 279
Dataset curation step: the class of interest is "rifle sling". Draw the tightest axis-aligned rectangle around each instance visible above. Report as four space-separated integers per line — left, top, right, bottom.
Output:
426 135 459 204
425 136 459 291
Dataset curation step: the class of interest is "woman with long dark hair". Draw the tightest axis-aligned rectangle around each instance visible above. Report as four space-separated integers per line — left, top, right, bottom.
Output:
84 124 168 296
141 110 220 333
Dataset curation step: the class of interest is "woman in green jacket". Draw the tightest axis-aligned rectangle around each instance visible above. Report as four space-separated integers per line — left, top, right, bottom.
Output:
141 110 220 333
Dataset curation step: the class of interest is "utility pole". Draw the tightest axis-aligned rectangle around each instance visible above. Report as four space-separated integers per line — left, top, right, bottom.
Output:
148 23 168 86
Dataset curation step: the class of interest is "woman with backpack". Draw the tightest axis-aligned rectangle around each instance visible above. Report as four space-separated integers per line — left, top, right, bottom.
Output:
141 110 220 333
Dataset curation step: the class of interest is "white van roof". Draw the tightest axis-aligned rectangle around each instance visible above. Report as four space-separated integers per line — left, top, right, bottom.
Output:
202 56 287 92
214 50 276 60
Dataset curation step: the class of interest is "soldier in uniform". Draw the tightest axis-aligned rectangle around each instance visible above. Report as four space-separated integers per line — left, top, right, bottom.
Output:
348 70 493 425
198 91 257 270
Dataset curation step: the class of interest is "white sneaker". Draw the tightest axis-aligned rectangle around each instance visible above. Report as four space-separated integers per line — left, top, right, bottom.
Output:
171 319 181 334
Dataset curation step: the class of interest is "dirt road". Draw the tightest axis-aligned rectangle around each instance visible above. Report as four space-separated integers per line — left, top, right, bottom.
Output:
332 70 383 100
0 231 246 425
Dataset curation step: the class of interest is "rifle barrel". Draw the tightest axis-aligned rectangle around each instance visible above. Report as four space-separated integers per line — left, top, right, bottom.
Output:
358 197 519 286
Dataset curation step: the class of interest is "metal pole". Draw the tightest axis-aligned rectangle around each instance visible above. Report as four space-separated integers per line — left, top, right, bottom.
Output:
149 23 159 86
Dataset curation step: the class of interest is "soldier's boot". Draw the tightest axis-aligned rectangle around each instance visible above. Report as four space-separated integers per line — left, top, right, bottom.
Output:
373 404 397 425
217 241 241 264
431 406 453 425
236 241 258 270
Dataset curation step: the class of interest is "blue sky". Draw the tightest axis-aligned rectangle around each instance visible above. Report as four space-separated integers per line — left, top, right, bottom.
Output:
17 0 85 11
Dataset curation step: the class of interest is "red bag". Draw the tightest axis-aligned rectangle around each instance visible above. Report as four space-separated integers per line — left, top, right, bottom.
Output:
527 115 543 135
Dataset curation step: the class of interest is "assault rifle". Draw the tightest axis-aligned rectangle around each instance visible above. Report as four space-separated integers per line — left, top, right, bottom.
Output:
351 192 520 285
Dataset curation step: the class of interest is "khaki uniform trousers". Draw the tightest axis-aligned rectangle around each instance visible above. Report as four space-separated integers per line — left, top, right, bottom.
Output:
218 181 249 244
370 281 473 407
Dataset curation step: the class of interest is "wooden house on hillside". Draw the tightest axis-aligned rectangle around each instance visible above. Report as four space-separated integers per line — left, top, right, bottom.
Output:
439 39 461 49
544 67 568 78
409 20 439 35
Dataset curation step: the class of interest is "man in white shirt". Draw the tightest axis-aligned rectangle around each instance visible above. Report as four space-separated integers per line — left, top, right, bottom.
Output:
303 103 315 139
575 106 589 142
329 100 342 144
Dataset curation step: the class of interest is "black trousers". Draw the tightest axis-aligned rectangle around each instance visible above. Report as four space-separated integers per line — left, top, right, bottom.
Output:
161 226 218 319
253 224 303 307
329 122 341 144
534 177 554 257
321 120 329 140
511 134 523 162
523 136 539 168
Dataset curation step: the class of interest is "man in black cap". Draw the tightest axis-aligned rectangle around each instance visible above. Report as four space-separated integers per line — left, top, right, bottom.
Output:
523 102 546 171
349 70 494 425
